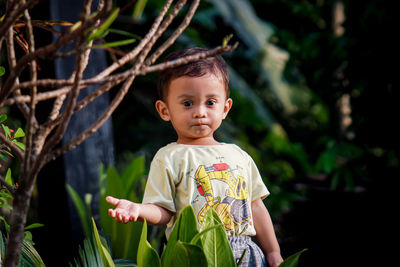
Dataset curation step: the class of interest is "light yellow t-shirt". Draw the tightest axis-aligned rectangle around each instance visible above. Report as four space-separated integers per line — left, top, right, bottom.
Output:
142 143 270 239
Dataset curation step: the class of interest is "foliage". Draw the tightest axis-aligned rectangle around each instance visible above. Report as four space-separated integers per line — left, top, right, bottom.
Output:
0 232 45 267
68 156 147 261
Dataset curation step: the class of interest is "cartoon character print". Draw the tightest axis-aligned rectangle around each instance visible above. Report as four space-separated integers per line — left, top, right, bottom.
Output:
195 163 252 233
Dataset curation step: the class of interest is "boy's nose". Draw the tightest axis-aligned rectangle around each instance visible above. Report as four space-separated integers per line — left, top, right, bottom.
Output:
193 106 207 118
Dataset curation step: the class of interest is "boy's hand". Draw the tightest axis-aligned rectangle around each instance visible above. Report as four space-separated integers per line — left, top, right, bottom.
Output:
106 196 140 223
267 251 284 267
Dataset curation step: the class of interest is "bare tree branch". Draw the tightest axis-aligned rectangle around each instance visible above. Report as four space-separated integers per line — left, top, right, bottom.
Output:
21 6 38 179
0 0 113 105
0 132 24 161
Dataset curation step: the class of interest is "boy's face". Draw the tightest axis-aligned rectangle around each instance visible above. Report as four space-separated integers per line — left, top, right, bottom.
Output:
156 73 232 145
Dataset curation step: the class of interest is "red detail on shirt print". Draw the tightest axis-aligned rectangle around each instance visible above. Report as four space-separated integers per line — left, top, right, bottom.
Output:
212 163 228 171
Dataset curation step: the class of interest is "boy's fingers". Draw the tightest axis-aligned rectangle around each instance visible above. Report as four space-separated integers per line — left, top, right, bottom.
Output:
106 196 119 206
108 209 116 217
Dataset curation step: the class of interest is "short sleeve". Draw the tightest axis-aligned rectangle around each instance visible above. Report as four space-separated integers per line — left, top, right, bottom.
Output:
248 156 270 201
142 158 176 213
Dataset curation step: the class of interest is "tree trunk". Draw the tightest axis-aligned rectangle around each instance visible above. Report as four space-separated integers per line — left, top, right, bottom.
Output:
3 177 35 267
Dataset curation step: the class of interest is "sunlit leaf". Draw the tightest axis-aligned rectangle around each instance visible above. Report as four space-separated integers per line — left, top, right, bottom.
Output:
88 8 120 41
161 205 199 267
12 140 26 151
137 220 161 267
92 218 115 267
5 168 12 185
13 128 25 138
92 38 136 49
132 0 148 19
199 209 235 267
1 124 11 138
24 223 45 230
0 66 5 76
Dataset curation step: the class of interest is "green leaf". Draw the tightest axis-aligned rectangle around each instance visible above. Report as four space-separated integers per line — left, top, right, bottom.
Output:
66 184 92 238
137 220 161 267
5 168 12 185
0 114 7 123
170 241 207 267
0 66 5 76
279 248 308 267
1 149 14 158
99 160 144 261
21 237 46 267
92 38 136 49
199 209 236 267
13 140 26 151
122 156 145 201
13 128 25 138
92 218 115 267
88 8 120 41
24 223 45 230
132 0 148 19
161 205 199 267
2 124 11 138
108 28 142 39
0 155 7 162
0 216 10 232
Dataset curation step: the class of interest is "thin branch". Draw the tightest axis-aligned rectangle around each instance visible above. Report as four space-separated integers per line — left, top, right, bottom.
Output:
5 25 35 124
93 0 174 80
21 7 38 178
48 75 136 162
37 4 94 159
144 0 199 67
0 0 41 43
0 0 113 106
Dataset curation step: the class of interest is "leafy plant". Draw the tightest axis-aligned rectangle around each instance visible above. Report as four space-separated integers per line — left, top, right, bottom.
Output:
68 156 147 261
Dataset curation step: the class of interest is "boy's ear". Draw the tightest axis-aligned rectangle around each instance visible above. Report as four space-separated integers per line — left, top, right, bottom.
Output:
222 98 233 119
155 100 171 121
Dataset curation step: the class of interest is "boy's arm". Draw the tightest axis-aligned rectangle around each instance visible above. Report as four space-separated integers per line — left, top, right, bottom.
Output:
252 198 283 267
106 196 172 225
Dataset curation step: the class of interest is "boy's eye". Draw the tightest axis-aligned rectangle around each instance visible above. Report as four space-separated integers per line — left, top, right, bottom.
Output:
183 101 192 107
207 100 216 106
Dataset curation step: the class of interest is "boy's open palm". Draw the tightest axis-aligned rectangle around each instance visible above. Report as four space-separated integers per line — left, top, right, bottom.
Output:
106 196 140 223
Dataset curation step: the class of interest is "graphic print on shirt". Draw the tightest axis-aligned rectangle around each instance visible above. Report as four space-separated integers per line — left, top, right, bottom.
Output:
195 163 252 233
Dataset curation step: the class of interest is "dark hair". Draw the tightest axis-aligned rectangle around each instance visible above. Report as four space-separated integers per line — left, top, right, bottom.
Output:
157 47 230 101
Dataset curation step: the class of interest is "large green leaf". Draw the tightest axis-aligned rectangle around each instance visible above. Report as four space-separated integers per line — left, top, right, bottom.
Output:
170 241 207 267
121 156 145 202
66 184 92 238
279 248 308 267
137 220 160 267
161 205 199 267
199 209 236 267
92 218 115 267
99 160 143 261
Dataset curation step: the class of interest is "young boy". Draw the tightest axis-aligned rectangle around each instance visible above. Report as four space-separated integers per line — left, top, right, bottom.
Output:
106 47 283 267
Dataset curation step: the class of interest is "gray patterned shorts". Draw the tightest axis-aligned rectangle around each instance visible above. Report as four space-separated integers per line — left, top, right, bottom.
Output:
228 236 266 267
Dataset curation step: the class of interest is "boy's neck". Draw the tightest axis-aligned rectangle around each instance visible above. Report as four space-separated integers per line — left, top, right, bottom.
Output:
176 136 221 146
